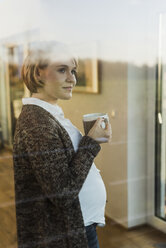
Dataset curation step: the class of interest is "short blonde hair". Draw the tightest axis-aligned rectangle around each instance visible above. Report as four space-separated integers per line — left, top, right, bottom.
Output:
22 41 78 93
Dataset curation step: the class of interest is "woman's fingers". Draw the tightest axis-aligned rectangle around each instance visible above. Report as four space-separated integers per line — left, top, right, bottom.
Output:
87 117 112 144
104 122 112 141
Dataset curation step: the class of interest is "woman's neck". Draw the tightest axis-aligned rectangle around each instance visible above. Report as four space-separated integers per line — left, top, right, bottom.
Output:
31 92 58 106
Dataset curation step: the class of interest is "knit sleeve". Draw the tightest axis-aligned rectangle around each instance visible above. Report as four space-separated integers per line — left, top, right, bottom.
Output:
22 126 101 209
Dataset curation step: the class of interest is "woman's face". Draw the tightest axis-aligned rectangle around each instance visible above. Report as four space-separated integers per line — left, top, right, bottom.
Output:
38 58 77 102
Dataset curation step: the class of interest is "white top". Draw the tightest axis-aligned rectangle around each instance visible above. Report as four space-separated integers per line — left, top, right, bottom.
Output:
22 97 107 227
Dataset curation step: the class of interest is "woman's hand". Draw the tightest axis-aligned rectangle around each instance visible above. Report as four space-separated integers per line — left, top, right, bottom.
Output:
87 118 112 144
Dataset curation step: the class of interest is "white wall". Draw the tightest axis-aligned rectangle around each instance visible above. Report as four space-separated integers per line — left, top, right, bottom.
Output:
127 64 147 227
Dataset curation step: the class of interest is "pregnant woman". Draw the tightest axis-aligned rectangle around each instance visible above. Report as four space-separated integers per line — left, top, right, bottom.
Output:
13 41 112 248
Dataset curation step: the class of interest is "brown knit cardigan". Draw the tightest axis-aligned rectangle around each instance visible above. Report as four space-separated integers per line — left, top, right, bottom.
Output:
13 104 101 248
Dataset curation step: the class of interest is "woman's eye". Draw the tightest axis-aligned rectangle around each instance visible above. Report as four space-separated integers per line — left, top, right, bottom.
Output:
58 68 66 73
71 70 77 75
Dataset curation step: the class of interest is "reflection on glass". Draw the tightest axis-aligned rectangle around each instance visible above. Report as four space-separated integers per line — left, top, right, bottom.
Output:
0 45 25 147
8 46 25 139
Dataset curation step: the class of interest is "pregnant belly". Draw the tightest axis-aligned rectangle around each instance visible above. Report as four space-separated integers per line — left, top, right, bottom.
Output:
79 164 107 211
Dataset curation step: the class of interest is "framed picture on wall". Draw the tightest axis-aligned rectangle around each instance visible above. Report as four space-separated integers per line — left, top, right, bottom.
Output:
72 41 99 94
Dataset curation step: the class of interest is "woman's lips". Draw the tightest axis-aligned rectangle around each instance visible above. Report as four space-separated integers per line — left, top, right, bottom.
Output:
63 87 73 91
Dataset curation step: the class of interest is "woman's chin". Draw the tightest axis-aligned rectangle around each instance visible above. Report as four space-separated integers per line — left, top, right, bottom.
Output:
63 93 72 100
66 92 72 99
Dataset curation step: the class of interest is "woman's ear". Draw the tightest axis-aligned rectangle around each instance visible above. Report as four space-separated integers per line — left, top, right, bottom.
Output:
36 67 47 83
34 66 46 85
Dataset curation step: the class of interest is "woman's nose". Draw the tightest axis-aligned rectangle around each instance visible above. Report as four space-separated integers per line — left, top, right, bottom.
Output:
66 72 76 83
